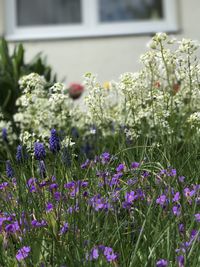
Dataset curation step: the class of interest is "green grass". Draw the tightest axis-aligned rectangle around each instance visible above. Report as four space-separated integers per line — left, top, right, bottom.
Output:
0 136 199 267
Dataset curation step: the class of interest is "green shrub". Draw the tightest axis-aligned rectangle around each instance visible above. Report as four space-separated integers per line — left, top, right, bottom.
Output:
0 38 57 122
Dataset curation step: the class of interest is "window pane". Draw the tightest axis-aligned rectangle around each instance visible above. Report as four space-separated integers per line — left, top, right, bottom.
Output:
99 0 163 22
17 0 82 26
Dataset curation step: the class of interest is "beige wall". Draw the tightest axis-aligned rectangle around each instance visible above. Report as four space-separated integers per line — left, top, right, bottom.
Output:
1 0 200 84
0 0 4 36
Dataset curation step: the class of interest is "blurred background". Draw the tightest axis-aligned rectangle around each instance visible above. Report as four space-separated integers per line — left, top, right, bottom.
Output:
0 0 200 83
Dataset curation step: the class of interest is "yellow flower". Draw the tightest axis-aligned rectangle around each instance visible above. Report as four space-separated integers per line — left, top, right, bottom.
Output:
103 81 110 90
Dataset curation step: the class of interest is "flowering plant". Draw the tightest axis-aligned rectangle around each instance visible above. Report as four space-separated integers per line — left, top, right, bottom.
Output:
13 73 75 149
83 33 200 146
0 33 200 266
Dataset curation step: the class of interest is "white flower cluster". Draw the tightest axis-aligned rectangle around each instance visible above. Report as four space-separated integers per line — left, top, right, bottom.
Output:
84 72 120 135
14 73 74 148
4 33 200 149
187 112 200 130
83 33 200 143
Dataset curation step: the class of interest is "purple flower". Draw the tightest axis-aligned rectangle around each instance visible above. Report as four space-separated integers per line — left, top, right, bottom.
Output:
78 180 89 188
172 205 181 216
89 248 99 260
161 168 176 177
27 178 37 192
52 175 56 181
49 183 58 190
60 222 69 235
2 128 8 142
136 189 145 199
142 171 150 178
178 224 184 234
89 195 105 211
54 191 61 201
81 159 90 169
104 247 117 262
190 229 198 240
12 178 17 186
193 184 200 191
49 129 60 154
184 188 195 199
83 191 89 197
178 176 185 183
89 195 112 211
67 205 79 214
156 259 168 267
176 255 184 267
122 201 132 209
116 163 125 172
195 213 200 222
98 245 105 252
131 162 140 169
46 202 53 212
16 246 31 261
27 178 37 187
39 180 48 188
173 192 180 202
169 169 177 177
111 190 120 202
69 188 79 198
160 169 167 175
125 191 137 203
5 221 20 233
109 173 122 187
0 182 8 190
64 180 88 197
34 142 46 160
123 190 144 207
175 240 191 254
6 160 14 178
101 152 110 164
31 219 47 228
156 194 167 206
30 184 38 192
64 181 76 189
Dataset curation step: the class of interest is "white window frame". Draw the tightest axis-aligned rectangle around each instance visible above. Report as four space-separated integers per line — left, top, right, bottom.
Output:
5 0 179 41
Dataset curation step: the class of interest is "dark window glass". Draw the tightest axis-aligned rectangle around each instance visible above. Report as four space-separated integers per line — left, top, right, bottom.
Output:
99 0 163 22
17 0 82 26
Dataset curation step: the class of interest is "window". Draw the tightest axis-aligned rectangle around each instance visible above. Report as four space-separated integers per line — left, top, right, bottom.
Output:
17 0 82 26
99 0 163 22
5 0 178 40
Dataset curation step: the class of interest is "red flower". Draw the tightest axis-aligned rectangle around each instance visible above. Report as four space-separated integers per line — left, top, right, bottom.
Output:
173 81 181 94
68 83 84 100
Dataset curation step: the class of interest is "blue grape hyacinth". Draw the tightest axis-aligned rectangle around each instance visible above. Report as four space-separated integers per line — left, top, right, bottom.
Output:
34 142 46 160
6 160 14 178
16 145 23 162
2 128 8 142
49 129 60 154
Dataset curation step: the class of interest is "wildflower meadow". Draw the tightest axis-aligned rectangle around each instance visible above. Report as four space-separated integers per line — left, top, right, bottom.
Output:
0 33 200 266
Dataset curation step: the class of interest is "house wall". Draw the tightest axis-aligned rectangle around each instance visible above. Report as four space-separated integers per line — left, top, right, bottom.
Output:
0 0 200 84
0 0 4 36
